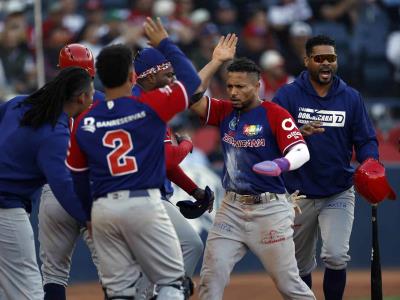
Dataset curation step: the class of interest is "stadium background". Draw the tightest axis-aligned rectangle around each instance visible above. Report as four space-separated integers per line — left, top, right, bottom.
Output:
0 0 399 298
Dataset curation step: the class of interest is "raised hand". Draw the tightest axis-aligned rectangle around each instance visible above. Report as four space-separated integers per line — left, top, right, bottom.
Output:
143 17 169 47
288 190 306 215
192 187 215 213
212 33 238 63
174 132 192 144
300 121 325 137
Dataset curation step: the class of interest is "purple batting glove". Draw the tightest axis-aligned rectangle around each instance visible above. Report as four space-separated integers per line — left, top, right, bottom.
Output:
273 157 290 173
252 158 290 177
253 161 281 176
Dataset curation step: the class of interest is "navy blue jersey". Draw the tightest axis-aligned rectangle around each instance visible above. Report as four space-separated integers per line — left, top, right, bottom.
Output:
273 71 379 198
67 82 189 198
94 90 105 103
205 97 305 195
0 96 86 222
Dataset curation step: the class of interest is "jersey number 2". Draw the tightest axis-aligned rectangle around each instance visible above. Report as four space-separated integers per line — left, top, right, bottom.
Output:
103 129 138 176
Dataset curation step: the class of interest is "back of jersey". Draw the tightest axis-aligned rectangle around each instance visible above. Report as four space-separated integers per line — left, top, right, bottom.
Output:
68 81 189 198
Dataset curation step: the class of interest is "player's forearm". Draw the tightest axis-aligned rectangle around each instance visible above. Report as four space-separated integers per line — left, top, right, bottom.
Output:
72 171 93 221
198 59 224 92
167 165 198 195
355 140 379 163
48 180 87 224
284 142 310 171
165 141 193 170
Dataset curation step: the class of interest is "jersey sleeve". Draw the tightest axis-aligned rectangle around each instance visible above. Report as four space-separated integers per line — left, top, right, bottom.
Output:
164 128 172 143
352 93 379 162
265 102 305 154
204 97 234 126
167 165 198 195
37 132 87 224
139 80 188 123
66 118 89 172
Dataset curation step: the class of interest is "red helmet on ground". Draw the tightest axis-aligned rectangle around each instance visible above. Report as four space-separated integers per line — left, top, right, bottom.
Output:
58 44 95 77
354 158 396 204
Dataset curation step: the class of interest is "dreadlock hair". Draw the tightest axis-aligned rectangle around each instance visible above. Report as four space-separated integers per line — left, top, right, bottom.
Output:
20 67 92 128
227 57 261 81
305 35 336 57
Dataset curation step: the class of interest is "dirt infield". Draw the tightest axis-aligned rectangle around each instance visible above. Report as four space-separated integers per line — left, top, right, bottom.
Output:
67 270 400 299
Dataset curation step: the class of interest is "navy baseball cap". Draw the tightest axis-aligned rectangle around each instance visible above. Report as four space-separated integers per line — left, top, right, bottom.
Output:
133 47 172 79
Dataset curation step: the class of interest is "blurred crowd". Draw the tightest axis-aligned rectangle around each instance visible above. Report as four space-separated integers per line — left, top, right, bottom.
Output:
0 0 399 166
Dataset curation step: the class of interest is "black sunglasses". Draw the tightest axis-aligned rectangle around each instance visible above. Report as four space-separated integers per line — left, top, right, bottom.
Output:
310 54 337 63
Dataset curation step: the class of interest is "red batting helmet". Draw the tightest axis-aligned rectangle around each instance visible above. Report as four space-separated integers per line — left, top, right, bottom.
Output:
58 44 95 77
354 158 396 204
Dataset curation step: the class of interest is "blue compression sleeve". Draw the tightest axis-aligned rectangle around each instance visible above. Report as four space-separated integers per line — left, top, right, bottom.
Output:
157 38 201 96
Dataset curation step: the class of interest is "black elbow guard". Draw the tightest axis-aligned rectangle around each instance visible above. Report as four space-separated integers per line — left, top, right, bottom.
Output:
189 91 205 106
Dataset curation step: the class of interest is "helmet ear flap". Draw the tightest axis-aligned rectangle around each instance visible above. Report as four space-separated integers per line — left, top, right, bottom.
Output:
354 158 396 204
59 44 95 77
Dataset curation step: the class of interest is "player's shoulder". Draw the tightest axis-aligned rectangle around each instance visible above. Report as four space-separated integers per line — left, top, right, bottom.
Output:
4 95 28 109
94 90 105 103
261 100 290 113
146 80 186 97
343 84 361 100
74 100 102 129
277 80 300 94
208 97 233 107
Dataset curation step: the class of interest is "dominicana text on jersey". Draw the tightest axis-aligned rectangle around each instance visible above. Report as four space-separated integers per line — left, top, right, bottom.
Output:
297 107 346 127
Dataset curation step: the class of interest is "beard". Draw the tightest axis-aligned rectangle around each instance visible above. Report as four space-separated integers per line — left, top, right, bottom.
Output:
309 66 337 85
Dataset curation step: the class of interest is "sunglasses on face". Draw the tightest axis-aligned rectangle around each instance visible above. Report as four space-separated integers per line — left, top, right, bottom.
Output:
310 54 337 63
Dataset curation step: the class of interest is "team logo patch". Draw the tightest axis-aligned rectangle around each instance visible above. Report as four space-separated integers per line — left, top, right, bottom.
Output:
82 117 96 133
261 229 286 245
281 118 296 131
287 131 302 139
243 124 263 136
229 117 238 130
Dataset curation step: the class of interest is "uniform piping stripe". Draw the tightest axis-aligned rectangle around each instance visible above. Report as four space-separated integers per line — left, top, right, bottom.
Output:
175 80 188 109
65 160 89 172
205 96 211 125
283 140 305 155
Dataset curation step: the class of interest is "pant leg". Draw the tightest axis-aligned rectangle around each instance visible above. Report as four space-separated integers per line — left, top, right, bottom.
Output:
38 185 81 287
135 200 204 300
247 197 315 300
162 200 203 277
293 198 320 276
319 187 355 270
92 197 142 299
81 228 105 282
0 208 44 300
199 195 248 300
92 189 184 300
124 195 184 288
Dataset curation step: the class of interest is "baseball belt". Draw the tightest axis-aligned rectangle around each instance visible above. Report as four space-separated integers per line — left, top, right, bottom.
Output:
228 191 278 205
97 189 151 201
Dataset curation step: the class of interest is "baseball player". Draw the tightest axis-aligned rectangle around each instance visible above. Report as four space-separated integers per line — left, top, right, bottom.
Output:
66 17 201 300
132 46 217 298
190 44 316 298
38 44 106 300
273 35 379 300
0 67 93 300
